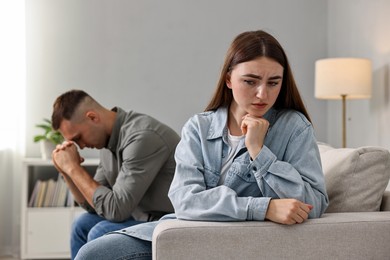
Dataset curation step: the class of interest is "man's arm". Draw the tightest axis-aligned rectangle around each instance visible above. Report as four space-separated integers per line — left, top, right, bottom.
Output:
92 131 172 221
52 142 99 209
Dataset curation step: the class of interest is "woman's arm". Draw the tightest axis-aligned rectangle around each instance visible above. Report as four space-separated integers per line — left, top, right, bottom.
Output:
169 113 328 223
169 117 270 221
252 120 329 218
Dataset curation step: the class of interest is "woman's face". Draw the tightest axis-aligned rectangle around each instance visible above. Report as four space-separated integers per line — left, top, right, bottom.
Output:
226 56 283 118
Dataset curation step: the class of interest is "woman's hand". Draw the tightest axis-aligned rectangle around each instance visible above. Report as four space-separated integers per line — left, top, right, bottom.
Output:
265 199 313 225
241 114 269 159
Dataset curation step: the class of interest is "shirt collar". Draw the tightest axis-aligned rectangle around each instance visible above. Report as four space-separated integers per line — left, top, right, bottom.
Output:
106 106 125 153
206 107 228 140
263 107 278 128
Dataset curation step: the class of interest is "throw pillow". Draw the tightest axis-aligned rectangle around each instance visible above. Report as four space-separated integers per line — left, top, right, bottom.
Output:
317 143 390 213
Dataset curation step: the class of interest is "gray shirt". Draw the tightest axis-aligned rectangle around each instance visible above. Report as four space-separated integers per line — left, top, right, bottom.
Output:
83 107 180 222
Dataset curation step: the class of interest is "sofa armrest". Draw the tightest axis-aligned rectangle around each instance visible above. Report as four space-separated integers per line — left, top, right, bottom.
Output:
381 190 390 211
153 212 390 260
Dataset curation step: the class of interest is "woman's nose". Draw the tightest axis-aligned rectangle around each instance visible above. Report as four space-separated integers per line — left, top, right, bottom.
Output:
256 84 267 99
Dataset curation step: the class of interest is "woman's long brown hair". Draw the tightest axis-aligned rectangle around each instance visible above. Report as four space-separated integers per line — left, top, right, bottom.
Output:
205 30 311 123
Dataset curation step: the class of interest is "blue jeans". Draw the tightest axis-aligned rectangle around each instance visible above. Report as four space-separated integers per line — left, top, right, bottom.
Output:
71 212 144 259
75 233 152 260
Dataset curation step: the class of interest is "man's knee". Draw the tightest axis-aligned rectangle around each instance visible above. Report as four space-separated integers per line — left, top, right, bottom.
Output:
72 213 104 238
75 234 152 260
87 221 110 241
71 214 87 236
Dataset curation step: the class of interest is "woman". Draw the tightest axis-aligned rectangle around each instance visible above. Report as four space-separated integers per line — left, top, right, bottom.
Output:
169 30 328 224
75 30 328 260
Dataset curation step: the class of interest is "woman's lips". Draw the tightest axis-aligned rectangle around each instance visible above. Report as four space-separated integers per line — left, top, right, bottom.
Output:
252 103 267 109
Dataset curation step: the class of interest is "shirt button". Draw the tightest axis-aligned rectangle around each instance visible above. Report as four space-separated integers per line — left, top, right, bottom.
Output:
252 166 257 171
247 174 251 178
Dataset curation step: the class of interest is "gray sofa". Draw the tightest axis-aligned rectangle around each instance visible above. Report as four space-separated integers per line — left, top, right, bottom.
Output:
152 144 390 260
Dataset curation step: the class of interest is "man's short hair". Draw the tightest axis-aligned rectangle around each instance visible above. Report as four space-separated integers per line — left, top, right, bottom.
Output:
51 89 90 130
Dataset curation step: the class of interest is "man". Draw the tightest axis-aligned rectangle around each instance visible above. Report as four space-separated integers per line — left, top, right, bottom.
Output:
51 89 180 259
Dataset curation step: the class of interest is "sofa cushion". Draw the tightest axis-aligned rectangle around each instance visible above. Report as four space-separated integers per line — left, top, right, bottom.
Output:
318 143 390 213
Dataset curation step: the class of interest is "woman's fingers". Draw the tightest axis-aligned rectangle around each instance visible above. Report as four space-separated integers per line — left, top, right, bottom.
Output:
266 199 313 225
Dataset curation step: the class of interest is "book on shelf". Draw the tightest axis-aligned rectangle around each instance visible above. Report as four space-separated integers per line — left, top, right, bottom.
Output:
51 174 61 206
56 175 68 207
28 173 74 207
36 181 48 207
43 179 56 207
28 180 41 207
66 190 74 207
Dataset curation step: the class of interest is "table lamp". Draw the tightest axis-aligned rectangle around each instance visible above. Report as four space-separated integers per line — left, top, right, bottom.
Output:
315 58 372 148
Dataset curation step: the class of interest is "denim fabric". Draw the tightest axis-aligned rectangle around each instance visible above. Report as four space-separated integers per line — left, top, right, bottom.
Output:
75 233 151 260
71 212 144 259
108 107 328 244
169 107 328 221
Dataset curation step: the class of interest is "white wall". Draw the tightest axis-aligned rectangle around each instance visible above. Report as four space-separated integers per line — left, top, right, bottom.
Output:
327 0 390 149
25 0 328 158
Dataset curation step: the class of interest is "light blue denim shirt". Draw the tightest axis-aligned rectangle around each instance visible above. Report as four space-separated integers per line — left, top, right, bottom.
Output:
169 106 328 221
114 106 329 241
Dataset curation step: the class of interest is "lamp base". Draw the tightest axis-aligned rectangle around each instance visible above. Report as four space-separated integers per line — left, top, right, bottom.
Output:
342 94 346 148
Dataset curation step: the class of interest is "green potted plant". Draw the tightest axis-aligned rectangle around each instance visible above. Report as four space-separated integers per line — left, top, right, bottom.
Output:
33 118 64 159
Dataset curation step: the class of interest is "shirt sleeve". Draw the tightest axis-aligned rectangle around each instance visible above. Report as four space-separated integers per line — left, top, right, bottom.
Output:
251 125 329 218
76 163 106 213
93 130 171 222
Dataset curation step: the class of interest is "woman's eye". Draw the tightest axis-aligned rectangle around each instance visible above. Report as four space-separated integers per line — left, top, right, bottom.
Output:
268 81 279 87
244 80 255 86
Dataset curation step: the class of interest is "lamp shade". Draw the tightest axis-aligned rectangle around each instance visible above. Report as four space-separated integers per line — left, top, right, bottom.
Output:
315 58 372 100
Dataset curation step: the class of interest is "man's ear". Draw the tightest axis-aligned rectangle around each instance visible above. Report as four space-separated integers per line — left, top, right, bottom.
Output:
86 111 99 122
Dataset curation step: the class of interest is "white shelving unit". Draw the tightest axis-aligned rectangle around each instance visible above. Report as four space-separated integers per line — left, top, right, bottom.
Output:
21 158 99 260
